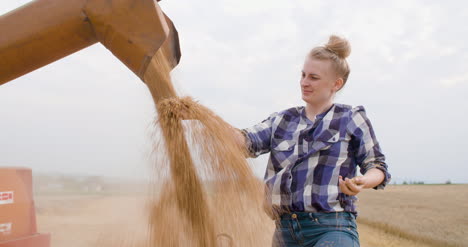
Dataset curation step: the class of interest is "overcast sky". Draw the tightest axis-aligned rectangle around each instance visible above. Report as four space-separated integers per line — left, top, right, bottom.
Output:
1 0 467 183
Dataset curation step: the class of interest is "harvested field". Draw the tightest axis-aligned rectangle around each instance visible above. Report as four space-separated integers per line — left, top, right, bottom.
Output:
35 184 467 247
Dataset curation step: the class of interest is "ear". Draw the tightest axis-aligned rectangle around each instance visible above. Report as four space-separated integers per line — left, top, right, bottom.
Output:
334 77 344 92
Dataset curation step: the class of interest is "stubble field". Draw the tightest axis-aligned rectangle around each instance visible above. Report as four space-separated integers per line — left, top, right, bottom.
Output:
35 184 467 247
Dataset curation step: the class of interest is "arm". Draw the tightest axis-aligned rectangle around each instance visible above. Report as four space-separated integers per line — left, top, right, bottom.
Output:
233 112 278 158
181 107 276 158
339 106 391 194
360 167 386 189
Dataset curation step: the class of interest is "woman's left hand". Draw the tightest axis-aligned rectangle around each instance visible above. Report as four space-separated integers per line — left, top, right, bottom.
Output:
338 175 367 196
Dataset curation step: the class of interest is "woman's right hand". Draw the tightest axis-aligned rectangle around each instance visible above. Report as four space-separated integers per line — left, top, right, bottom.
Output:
233 128 247 148
230 127 251 157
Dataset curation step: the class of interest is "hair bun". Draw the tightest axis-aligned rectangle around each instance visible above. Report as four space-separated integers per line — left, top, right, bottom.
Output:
324 35 351 59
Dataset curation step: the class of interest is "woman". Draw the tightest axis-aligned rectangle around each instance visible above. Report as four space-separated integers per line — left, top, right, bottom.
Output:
235 35 391 247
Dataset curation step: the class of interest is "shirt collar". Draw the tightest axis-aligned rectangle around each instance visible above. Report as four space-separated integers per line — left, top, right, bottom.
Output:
301 103 336 124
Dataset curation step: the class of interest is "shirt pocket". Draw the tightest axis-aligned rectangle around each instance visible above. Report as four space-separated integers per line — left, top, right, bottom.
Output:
271 139 296 168
313 129 343 151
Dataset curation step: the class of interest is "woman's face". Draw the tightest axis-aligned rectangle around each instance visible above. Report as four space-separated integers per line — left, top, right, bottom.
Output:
300 57 341 105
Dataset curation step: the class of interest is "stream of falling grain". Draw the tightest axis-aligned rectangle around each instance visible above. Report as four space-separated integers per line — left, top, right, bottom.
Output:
117 47 276 247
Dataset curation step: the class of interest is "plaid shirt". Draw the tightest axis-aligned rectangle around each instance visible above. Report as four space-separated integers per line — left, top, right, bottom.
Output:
241 103 391 216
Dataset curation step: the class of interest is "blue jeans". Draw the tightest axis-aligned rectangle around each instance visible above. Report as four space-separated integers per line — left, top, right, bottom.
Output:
272 211 360 247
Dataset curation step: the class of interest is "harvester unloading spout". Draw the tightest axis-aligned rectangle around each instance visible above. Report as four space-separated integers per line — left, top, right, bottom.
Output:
0 0 181 85
0 1 181 246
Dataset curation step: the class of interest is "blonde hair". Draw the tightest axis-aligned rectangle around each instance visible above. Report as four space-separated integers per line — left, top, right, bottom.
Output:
309 35 351 91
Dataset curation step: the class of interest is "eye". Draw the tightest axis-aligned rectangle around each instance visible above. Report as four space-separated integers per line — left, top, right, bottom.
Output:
309 75 319 80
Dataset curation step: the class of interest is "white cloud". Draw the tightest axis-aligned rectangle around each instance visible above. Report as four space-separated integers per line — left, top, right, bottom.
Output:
440 72 468 87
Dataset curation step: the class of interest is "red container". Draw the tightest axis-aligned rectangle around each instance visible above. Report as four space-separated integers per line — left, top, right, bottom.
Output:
0 167 50 247
0 233 50 247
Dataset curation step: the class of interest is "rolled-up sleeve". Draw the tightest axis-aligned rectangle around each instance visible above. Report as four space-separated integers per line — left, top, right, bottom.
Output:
239 112 278 158
347 105 391 190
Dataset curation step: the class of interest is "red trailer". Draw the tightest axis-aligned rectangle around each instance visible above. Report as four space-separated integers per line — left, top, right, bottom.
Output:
0 167 50 247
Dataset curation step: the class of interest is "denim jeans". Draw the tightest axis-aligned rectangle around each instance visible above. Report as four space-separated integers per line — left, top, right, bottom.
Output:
272 211 360 247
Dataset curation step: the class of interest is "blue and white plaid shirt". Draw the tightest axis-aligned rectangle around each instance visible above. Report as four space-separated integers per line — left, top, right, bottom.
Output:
241 103 391 216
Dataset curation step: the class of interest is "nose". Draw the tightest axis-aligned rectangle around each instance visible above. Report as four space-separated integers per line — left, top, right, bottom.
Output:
300 78 309 88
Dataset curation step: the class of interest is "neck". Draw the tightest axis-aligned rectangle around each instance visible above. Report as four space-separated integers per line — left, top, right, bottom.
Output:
305 100 334 121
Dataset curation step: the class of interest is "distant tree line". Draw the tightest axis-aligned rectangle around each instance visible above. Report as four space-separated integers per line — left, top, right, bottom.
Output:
395 179 452 185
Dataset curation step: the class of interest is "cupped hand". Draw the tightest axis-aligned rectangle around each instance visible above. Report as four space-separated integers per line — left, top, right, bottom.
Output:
338 175 366 196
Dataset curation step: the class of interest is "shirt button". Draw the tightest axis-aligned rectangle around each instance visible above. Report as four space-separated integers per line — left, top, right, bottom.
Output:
289 175 292 179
